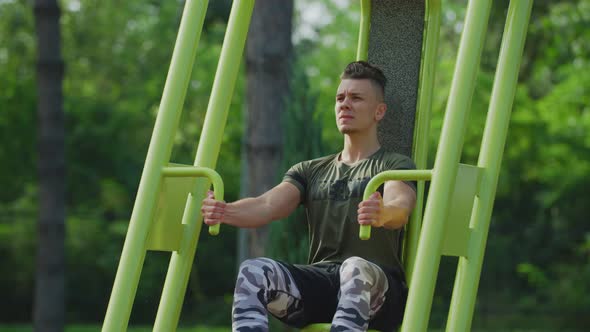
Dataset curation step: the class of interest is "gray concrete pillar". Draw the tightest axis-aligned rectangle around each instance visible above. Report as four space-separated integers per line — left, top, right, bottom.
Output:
368 0 425 156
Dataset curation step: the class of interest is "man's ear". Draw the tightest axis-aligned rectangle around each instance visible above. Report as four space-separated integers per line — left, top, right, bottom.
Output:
375 103 387 121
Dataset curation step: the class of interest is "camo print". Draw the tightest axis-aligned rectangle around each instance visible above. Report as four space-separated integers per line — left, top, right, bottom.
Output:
232 257 388 331
232 258 303 332
331 256 389 331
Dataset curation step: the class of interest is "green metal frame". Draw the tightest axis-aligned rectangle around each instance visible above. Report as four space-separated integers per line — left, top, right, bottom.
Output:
147 164 224 251
102 1 210 330
102 0 532 331
405 0 441 282
399 1 532 331
357 0 372 240
401 0 495 329
325 0 532 331
445 2 533 330
356 0 371 61
102 0 254 331
155 1 254 330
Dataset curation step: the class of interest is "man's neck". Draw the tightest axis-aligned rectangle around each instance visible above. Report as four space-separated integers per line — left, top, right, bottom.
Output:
340 134 381 165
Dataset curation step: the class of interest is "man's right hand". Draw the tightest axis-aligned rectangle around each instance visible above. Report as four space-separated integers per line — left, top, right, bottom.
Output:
201 190 226 226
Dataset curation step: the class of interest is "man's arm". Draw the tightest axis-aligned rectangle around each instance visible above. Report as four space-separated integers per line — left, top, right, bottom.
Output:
202 181 301 228
357 180 417 230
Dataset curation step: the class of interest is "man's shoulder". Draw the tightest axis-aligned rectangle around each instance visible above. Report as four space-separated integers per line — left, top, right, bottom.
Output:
286 153 338 177
379 150 414 163
299 153 339 167
376 150 417 170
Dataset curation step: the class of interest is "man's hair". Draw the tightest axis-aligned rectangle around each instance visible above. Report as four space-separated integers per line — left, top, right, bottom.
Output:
340 61 387 99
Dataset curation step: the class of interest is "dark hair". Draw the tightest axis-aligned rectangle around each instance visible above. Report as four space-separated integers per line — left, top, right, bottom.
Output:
340 61 387 98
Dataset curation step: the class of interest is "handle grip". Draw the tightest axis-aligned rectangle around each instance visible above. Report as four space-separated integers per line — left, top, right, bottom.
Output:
206 173 224 236
162 166 225 236
359 225 371 240
208 223 220 236
360 182 377 240
358 169 432 240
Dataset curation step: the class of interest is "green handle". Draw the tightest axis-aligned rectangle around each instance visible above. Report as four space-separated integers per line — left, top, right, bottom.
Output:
360 184 376 240
360 170 433 240
203 171 224 236
359 224 372 240
161 166 224 235
208 223 221 236
207 173 223 235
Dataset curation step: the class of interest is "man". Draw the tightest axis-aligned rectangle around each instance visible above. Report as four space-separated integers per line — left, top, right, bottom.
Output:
202 61 417 332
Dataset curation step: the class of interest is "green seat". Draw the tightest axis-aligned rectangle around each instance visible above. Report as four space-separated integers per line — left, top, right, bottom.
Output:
301 323 379 332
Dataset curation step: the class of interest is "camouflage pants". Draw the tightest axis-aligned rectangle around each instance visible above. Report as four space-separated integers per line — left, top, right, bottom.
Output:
232 257 389 332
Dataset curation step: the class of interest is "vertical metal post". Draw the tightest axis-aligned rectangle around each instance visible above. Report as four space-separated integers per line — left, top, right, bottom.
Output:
357 0 372 240
357 0 371 61
446 2 533 331
153 1 255 330
405 0 441 283
400 0 493 331
102 1 209 331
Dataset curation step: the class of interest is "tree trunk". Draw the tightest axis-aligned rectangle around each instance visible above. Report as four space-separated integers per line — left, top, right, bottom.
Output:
244 2 294 258
33 1 65 331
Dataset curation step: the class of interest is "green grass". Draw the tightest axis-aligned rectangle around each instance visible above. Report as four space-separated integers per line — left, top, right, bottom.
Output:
0 326 230 332
0 325 584 332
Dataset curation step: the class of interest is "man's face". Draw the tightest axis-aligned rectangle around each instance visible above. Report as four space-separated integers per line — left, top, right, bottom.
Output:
335 78 385 135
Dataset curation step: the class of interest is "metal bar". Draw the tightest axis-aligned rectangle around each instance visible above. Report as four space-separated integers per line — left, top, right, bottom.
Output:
162 166 225 235
161 166 220 178
400 0 493 330
153 1 255 330
446 1 533 331
102 1 209 330
359 170 433 240
356 0 371 61
354 0 371 239
406 0 441 283
364 170 433 199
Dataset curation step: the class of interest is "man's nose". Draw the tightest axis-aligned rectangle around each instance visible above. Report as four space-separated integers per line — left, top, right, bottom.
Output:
339 97 351 111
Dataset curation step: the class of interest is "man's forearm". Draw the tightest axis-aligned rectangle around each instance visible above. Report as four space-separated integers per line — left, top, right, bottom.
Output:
379 203 412 230
223 196 275 228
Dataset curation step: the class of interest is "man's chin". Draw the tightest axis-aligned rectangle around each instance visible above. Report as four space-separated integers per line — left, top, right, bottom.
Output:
339 127 357 135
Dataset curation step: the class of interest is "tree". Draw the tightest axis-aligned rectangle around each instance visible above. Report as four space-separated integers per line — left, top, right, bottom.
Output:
33 0 65 331
243 1 294 258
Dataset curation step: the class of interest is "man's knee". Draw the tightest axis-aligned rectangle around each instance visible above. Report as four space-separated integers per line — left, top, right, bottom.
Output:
237 257 275 279
235 258 302 320
238 257 273 271
235 257 275 295
338 257 389 319
339 257 388 292
340 256 375 282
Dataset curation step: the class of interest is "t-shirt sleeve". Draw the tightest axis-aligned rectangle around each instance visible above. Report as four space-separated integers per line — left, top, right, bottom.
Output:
283 162 307 204
387 154 418 192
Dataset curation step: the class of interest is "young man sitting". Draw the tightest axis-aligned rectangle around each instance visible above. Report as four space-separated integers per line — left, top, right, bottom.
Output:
202 61 416 332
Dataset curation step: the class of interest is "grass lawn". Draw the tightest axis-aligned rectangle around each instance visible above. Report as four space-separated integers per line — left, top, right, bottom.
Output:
0 326 230 332
0 325 584 332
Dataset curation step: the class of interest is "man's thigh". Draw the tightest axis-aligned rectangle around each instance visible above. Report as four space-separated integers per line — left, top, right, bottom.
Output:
368 265 408 331
275 261 341 327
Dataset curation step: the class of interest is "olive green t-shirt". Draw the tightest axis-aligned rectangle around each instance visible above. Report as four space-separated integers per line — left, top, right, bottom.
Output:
283 148 416 272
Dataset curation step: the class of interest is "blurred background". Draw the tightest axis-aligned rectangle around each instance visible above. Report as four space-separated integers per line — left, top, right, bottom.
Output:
1 0 589 331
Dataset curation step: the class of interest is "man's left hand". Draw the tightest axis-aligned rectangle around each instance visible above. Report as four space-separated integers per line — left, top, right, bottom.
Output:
357 192 385 227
